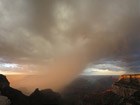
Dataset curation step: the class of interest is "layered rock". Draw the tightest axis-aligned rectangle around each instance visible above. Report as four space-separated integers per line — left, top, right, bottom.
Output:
111 74 140 105
112 74 140 97
112 83 138 97
74 74 140 105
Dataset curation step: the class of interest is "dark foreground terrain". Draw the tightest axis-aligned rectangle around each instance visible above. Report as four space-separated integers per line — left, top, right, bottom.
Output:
0 74 139 105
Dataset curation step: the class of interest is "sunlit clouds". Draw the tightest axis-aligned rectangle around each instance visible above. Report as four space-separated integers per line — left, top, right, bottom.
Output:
83 68 125 75
82 59 127 75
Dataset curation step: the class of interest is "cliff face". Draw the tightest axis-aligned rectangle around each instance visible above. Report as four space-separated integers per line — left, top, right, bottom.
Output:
112 83 138 97
110 74 140 105
112 74 140 97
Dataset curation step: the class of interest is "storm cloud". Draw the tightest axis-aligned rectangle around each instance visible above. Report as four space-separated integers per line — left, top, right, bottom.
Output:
0 0 140 91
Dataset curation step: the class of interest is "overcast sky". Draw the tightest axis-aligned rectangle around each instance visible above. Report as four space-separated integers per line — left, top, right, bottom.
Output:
0 0 140 75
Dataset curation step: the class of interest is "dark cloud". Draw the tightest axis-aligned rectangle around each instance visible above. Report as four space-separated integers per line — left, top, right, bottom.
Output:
0 0 139 70
0 0 140 90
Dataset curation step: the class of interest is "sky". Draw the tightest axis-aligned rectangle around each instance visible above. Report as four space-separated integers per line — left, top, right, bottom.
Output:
0 0 140 76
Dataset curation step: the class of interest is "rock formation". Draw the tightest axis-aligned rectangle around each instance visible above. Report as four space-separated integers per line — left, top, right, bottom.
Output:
112 74 140 97
0 74 139 105
0 74 30 105
30 88 62 105
99 74 140 105
0 74 63 105
67 74 140 105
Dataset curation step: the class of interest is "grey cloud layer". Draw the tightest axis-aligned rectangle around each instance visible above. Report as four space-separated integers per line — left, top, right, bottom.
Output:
0 0 140 73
